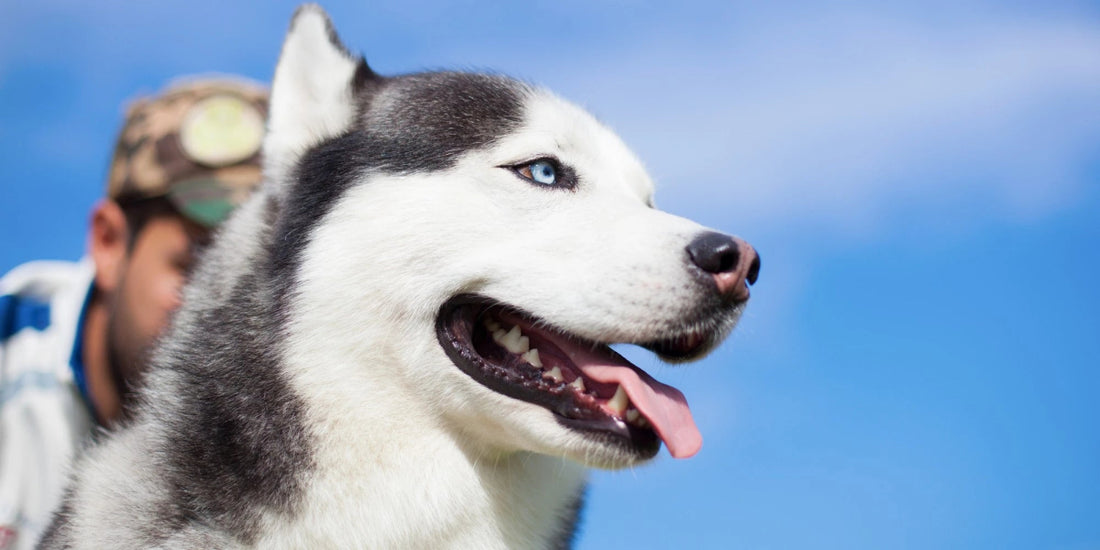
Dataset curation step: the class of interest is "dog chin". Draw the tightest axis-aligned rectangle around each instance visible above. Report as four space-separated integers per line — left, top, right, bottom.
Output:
645 305 744 365
554 429 660 470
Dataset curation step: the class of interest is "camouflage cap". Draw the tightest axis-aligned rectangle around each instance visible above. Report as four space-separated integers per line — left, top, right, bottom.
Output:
107 77 268 228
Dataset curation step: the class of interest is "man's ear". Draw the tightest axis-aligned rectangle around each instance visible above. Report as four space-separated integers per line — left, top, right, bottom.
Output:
88 200 129 294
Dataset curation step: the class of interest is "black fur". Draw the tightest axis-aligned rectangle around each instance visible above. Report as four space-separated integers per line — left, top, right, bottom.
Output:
351 57 377 93
37 492 74 549
152 268 312 544
551 488 586 550
365 72 526 172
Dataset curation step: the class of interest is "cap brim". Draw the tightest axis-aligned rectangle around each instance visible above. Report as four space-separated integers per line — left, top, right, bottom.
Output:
167 176 249 228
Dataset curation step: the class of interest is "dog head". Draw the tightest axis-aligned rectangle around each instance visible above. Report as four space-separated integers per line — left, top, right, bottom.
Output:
266 5 759 469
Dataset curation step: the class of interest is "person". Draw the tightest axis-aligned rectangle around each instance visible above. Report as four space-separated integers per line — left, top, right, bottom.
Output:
0 77 268 550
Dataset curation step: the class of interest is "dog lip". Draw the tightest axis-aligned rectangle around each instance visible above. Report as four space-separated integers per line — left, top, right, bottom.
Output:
435 294 661 457
640 329 710 360
637 299 745 363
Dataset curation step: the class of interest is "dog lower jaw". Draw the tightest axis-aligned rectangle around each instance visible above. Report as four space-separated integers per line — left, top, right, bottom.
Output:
436 294 662 461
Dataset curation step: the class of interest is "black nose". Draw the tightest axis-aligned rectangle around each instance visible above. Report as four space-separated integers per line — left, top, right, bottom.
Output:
686 231 760 299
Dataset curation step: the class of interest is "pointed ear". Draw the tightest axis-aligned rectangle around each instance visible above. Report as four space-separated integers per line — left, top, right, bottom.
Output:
264 4 373 188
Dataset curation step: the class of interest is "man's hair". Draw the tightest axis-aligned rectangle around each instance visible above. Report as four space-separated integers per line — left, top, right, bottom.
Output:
116 196 182 250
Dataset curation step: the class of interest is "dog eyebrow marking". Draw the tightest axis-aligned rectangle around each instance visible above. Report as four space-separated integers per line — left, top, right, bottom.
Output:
361 72 527 171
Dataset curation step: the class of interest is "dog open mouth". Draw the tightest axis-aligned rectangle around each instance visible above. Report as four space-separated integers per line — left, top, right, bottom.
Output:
436 294 706 459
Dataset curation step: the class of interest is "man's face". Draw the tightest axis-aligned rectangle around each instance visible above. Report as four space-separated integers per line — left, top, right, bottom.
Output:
106 214 208 403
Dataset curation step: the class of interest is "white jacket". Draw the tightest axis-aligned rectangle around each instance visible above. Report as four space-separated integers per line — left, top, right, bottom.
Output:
0 260 95 550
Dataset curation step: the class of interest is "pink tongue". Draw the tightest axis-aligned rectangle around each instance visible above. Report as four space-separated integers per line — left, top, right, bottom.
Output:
553 340 703 459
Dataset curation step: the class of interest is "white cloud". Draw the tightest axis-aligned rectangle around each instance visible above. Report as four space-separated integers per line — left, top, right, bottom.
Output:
540 11 1100 235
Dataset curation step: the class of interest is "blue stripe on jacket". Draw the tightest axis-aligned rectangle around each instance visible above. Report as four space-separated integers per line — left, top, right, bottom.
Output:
0 294 51 342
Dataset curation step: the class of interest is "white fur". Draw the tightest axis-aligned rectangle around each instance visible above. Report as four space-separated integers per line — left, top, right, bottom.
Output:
263 5 360 191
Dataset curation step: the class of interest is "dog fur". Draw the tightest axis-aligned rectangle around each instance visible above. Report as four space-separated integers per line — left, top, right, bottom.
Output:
40 5 757 549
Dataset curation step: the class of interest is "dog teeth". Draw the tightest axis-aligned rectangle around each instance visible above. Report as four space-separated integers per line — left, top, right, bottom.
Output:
544 366 564 383
515 336 530 354
607 385 629 415
498 326 530 354
568 377 586 392
522 349 542 367
490 323 531 354
487 321 635 420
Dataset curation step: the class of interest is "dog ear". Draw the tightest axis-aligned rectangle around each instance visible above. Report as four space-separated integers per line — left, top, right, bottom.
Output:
264 4 374 190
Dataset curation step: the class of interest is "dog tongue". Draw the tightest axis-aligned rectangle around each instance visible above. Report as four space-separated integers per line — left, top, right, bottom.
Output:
557 342 703 459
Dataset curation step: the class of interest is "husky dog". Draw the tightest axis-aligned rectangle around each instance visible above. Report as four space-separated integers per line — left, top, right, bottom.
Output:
42 5 759 549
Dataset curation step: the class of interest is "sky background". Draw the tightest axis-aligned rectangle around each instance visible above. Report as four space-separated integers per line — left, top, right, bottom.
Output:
2 1 1099 548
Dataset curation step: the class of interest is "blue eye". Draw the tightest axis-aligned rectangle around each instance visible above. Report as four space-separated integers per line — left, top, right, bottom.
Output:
527 160 556 185
506 157 574 190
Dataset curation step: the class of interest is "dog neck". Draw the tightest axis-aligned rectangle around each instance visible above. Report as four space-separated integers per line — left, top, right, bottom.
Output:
268 358 588 549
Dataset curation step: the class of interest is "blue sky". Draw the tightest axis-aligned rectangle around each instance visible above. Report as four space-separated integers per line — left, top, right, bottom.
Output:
2 1 1098 548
